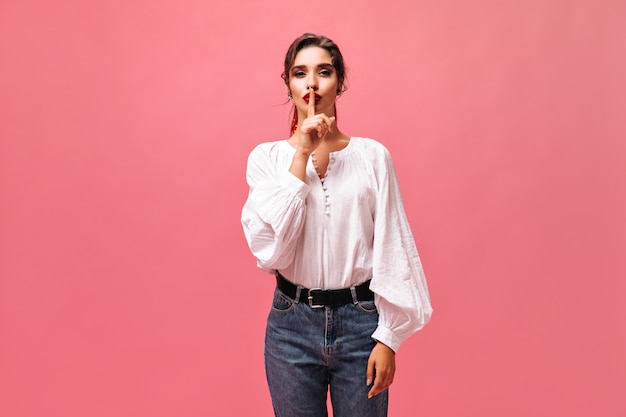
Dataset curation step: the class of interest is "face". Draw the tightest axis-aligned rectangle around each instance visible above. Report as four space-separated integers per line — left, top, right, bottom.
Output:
288 46 341 118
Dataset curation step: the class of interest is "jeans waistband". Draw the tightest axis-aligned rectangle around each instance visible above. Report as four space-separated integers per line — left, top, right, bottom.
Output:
275 271 374 308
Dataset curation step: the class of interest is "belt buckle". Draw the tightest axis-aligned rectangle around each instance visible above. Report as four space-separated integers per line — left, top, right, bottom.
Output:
308 288 324 308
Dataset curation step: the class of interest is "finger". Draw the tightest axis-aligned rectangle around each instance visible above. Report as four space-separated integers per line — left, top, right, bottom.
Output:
312 115 333 136
307 87 315 118
366 358 374 387
317 114 334 127
367 369 391 399
322 115 336 133
367 376 383 398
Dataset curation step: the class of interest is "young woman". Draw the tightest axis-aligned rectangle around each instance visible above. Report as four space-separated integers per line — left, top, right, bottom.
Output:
241 33 433 417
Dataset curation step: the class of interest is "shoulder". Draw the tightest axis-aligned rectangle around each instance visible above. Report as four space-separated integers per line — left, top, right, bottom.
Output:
351 137 393 162
247 140 291 161
248 139 288 154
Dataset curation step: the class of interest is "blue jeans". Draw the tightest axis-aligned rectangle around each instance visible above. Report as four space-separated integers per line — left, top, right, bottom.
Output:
265 287 388 417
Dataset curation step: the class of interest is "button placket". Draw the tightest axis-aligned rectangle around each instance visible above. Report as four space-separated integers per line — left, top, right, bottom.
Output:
312 151 333 215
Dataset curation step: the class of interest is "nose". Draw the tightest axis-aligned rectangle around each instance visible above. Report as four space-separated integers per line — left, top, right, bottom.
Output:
306 74 318 90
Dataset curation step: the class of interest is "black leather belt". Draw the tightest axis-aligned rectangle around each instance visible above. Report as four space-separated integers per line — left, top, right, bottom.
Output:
275 271 374 308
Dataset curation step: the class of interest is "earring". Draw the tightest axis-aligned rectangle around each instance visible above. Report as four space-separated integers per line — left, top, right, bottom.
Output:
287 91 293 100
336 89 342 96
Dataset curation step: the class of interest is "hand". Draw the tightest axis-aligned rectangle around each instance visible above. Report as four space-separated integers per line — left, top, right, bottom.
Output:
297 87 336 155
366 342 396 398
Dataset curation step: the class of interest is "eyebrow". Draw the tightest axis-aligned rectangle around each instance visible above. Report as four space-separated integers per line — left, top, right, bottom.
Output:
291 63 335 71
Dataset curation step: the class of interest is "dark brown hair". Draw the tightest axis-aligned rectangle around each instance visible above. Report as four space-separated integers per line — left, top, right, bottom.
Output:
281 33 347 134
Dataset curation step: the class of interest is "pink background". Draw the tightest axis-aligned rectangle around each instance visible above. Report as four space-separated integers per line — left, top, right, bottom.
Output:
1 0 625 416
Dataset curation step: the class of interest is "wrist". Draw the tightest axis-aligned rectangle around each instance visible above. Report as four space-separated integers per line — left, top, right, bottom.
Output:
294 148 312 159
375 341 396 354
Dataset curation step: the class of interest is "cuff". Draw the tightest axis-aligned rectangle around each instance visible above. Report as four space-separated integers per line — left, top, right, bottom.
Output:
371 324 402 353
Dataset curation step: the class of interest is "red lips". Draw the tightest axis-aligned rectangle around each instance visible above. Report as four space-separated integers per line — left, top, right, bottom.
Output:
304 93 321 103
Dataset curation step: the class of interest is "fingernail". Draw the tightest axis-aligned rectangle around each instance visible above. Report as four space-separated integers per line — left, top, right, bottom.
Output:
366 378 371 385
368 394 373 399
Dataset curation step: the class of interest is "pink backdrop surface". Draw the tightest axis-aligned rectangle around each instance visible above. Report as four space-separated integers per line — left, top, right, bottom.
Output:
1 0 625 416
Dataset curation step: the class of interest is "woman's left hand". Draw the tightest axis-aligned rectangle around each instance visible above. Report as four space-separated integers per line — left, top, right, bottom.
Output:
366 342 396 398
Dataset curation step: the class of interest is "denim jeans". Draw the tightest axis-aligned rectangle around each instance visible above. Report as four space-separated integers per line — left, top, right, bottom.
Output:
265 286 388 417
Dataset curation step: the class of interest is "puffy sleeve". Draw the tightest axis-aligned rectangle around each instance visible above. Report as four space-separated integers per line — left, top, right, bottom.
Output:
369 146 433 352
241 144 309 271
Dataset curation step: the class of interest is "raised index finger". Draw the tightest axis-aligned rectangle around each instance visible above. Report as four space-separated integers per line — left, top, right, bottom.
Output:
307 87 315 118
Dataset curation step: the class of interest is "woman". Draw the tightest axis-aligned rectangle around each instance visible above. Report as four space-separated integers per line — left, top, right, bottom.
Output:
241 33 432 417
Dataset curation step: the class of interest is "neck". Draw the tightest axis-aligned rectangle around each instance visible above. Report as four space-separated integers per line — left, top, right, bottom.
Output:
288 127 349 149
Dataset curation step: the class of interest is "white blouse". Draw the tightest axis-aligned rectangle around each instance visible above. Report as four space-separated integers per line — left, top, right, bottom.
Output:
241 137 432 352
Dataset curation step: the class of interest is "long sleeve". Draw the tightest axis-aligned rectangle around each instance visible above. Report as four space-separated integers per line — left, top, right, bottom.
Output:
241 143 310 271
369 146 433 353
241 138 432 351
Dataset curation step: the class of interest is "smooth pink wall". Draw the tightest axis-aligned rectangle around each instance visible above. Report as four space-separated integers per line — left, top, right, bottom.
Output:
1 0 625 416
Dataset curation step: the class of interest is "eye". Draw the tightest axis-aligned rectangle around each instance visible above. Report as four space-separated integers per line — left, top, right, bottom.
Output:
293 71 306 78
319 69 332 76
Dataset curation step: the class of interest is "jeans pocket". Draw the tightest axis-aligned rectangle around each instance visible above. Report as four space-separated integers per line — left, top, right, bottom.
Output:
271 289 295 313
355 300 378 314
